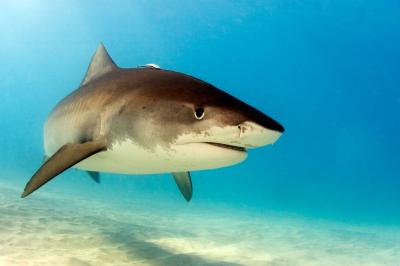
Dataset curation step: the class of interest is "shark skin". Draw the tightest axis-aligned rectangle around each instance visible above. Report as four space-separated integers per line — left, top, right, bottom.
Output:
21 43 284 201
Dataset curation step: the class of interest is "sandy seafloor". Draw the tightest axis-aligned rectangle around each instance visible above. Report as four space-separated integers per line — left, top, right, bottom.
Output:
0 180 399 266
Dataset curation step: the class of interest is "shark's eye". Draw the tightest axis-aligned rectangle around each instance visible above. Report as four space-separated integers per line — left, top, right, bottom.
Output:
194 107 205 120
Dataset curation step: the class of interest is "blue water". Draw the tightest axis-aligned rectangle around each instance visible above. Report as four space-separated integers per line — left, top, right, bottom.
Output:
1 1 399 265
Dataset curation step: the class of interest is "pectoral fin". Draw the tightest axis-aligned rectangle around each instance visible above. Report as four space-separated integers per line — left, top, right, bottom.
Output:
87 171 100 183
172 172 193 202
42 155 49 164
21 139 107 198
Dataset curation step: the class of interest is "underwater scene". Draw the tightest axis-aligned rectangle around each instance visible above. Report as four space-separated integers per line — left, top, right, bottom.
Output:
1 1 399 265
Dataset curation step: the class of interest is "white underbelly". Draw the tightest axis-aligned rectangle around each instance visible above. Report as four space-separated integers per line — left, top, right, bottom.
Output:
74 139 247 174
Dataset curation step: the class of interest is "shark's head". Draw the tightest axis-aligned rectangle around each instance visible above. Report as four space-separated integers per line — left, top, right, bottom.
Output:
120 68 284 171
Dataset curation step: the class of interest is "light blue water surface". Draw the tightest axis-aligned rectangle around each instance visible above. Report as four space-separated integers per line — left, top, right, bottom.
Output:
0 0 399 226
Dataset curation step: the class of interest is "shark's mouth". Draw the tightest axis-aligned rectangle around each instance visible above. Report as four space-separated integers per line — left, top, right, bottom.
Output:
205 142 247 152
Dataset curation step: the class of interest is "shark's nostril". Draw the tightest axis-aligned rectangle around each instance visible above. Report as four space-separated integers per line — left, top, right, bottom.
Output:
238 124 248 138
239 124 248 134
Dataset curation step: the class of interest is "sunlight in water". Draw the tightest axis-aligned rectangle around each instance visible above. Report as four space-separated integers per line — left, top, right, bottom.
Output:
1 1 399 265
1 182 399 266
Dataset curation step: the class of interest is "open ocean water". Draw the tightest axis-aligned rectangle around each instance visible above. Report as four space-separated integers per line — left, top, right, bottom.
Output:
0 1 399 265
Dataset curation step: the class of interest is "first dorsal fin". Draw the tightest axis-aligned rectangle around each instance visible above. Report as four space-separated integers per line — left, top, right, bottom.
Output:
80 43 118 86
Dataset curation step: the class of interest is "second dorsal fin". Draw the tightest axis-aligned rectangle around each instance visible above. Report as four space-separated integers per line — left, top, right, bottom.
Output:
80 43 118 86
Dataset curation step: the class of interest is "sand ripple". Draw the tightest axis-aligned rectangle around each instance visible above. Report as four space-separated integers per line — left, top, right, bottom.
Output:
0 182 399 266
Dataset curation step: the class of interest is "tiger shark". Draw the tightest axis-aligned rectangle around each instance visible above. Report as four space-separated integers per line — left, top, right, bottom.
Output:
21 43 284 201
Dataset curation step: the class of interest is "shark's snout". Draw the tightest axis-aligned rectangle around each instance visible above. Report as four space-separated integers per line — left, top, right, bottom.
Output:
231 103 284 147
175 120 283 151
244 107 285 134
235 121 283 148
260 116 285 134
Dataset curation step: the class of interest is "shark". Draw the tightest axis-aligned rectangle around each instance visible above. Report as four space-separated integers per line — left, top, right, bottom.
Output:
21 44 284 201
